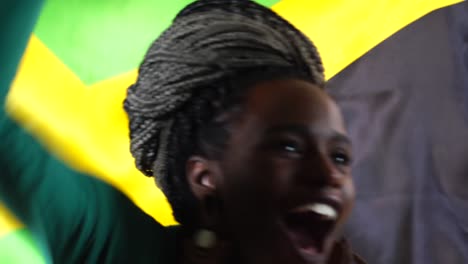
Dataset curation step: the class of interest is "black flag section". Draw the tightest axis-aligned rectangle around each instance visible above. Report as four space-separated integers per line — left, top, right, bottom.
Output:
329 2 468 264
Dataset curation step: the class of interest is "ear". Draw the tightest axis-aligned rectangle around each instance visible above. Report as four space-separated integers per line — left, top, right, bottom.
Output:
186 156 218 200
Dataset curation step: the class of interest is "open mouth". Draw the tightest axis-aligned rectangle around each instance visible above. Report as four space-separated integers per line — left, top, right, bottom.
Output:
283 202 339 261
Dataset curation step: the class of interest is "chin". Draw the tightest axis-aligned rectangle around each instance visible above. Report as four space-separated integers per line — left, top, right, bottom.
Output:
238 219 341 264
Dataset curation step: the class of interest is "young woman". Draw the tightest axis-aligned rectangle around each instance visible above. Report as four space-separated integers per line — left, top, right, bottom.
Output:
0 0 365 263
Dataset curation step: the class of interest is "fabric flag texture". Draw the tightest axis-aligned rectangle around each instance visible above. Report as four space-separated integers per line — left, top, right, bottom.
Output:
0 0 466 263
328 2 468 263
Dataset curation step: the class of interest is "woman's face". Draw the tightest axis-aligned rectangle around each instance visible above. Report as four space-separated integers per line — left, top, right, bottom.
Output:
192 78 355 264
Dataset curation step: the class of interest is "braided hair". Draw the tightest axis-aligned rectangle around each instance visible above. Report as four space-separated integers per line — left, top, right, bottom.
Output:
124 0 325 224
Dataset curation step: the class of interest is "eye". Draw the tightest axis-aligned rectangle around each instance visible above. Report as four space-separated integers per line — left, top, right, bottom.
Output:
331 151 351 166
268 139 304 158
283 143 300 153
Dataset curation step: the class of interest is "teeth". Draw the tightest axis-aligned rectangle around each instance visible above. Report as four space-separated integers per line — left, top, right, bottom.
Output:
292 203 338 220
311 203 337 219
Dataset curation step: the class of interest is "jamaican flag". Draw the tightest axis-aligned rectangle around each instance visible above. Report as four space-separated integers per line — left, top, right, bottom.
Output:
1 0 466 263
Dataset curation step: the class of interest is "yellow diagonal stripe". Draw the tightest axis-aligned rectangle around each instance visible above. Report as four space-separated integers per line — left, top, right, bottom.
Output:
87 72 175 226
6 36 88 171
272 0 462 79
2 36 176 237
7 35 175 225
0 204 22 237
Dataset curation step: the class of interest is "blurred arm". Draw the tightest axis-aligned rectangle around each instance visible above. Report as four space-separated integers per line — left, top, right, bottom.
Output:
0 1 163 262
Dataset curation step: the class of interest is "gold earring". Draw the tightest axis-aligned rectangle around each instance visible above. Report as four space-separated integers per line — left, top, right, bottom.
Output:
194 229 217 249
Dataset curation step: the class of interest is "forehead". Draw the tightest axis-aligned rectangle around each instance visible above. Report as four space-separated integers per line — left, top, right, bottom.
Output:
239 78 346 134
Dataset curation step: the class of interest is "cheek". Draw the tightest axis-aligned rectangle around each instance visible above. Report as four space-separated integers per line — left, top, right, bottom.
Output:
342 176 356 217
263 158 301 195
220 156 297 212
243 157 301 212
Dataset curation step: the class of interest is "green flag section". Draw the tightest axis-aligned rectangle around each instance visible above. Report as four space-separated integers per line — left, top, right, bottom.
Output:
34 0 281 85
0 229 44 263
1 0 464 263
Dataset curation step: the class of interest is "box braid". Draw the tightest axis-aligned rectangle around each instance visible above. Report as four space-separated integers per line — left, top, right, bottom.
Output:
124 0 325 224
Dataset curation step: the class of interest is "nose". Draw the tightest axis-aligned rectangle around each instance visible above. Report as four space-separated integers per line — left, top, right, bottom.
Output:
301 152 344 188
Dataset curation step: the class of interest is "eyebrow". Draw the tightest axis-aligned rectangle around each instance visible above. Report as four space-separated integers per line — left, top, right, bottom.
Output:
265 124 352 146
329 133 352 147
265 124 309 137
